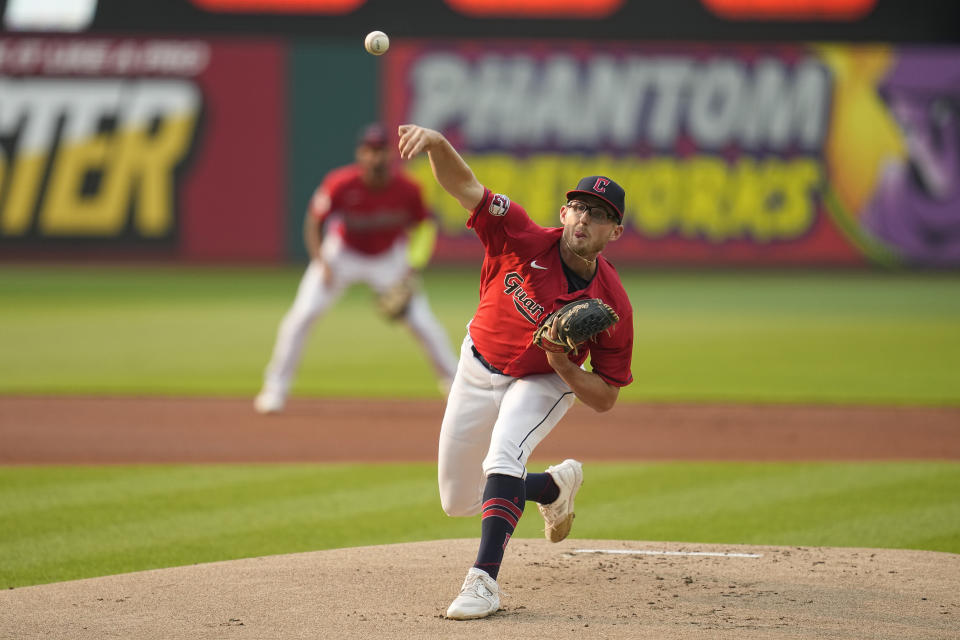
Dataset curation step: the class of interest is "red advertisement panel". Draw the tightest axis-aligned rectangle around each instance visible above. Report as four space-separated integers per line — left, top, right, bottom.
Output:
0 37 286 261
191 0 366 13
180 39 286 261
384 41 960 267
444 0 624 18
701 0 876 20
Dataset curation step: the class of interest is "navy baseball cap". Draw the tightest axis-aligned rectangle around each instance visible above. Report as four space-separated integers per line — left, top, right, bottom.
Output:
357 123 389 148
566 176 625 223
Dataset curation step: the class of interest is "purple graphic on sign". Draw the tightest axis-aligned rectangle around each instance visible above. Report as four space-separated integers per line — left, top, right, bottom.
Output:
862 51 960 266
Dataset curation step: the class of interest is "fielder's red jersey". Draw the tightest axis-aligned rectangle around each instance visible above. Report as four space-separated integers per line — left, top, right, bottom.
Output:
467 188 634 386
311 165 427 255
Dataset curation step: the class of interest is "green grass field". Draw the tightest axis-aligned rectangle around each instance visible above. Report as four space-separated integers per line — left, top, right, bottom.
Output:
1 264 958 403
2 462 958 589
1 265 958 588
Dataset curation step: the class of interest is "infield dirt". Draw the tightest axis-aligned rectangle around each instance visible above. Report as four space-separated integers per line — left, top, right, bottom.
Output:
2 396 959 463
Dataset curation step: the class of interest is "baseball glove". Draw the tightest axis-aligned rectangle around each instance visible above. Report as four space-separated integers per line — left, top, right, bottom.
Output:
377 274 417 321
533 298 620 354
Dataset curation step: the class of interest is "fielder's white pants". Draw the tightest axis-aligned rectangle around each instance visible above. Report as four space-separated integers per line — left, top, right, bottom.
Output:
438 332 576 517
261 235 459 397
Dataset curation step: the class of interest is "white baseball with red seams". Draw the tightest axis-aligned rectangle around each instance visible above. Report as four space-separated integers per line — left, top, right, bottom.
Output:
364 30 389 55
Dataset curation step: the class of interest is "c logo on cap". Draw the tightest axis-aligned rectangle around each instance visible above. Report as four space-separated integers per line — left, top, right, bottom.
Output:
593 177 610 193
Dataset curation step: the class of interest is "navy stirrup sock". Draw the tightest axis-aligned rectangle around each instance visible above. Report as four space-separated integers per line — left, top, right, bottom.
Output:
525 471 560 505
474 474 525 580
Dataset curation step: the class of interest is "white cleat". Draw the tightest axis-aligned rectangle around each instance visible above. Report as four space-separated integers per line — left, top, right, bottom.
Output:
445 568 501 620
253 391 285 415
538 459 584 543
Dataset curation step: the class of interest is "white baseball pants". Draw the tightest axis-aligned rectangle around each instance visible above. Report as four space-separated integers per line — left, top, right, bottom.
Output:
438 332 576 517
261 235 459 397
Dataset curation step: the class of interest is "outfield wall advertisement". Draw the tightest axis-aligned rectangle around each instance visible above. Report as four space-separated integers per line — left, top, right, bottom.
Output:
1 37 957 267
385 42 960 267
0 36 287 261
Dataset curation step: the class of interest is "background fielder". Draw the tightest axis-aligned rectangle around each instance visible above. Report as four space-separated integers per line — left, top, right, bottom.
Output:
397 124 634 620
255 124 458 414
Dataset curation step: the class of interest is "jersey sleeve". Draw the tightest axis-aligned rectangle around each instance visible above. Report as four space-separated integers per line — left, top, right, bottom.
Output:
467 187 545 257
587 296 634 387
311 172 340 221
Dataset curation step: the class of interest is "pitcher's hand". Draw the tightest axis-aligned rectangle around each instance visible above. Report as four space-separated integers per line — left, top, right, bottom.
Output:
398 125 442 160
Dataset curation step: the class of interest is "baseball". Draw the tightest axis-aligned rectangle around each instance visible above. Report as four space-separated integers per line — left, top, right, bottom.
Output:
364 30 389 56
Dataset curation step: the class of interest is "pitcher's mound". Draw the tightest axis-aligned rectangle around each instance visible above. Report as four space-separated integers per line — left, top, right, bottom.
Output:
2 539 957 639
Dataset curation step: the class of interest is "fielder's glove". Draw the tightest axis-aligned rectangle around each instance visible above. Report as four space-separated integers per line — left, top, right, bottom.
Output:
533 298 620 354
377 274 417 321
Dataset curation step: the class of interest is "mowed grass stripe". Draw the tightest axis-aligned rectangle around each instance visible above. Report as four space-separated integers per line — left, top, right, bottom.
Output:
3 483 441 567
576 462 960 550
0 464 470 587
633 314 959 404
1 266 959 403
0 465 354 515
1 465 436 538
0 296 453 396
778 501 960 549
1 462 958 589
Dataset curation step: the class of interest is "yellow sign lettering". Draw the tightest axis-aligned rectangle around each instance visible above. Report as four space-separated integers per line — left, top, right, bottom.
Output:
683 156 728 242
409 152 823 244
1 153 46 235
42 132 125 235
0 78 200 240
633 158 680 237
39 81 200 237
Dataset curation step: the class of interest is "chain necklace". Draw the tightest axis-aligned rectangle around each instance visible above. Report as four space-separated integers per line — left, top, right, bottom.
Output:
564 238 597 267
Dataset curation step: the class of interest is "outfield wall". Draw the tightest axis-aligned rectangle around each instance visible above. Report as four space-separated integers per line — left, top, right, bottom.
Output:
0 35 957 267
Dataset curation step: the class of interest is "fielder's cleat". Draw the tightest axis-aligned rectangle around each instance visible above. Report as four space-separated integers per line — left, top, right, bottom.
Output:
539 458 583 543
253 390 285 415
445 568 501 620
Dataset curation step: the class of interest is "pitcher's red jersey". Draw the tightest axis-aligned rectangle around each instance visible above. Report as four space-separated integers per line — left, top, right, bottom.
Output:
466 188 633 386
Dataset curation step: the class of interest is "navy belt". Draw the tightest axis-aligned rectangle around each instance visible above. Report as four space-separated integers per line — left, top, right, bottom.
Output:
471 345 504 375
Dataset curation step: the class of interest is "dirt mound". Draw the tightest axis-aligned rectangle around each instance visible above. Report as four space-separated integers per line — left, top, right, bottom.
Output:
2 539 957 640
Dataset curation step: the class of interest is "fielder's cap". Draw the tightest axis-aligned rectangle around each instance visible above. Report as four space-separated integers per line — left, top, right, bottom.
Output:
357 123 389 149
566 176 625 223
